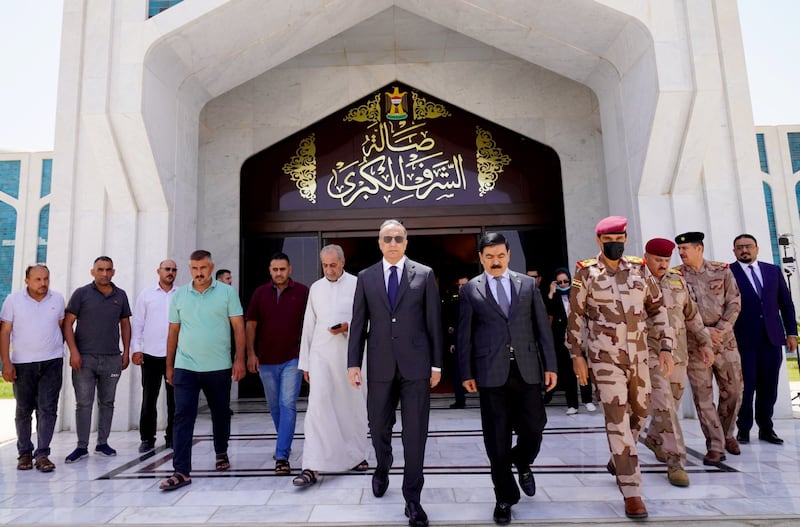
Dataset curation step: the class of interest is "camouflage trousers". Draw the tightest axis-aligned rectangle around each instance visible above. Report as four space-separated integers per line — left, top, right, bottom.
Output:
590 351 650 498
646 348 687 470
686 340 743 453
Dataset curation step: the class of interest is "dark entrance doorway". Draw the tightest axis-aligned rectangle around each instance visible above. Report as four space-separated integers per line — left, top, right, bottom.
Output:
237 82 569 399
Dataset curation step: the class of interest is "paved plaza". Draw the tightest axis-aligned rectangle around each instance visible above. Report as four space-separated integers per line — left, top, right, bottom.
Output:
1 394 800 526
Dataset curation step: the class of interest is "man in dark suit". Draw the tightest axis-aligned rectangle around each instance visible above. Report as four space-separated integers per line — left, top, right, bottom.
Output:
347 219 443 527
730 234 797 445
457 232 557 525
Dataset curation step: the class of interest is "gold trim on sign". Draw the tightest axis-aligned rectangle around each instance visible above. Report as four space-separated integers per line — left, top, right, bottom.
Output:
412 92 451 121
283 134 317 203
343 94 381 125
475 126 510 196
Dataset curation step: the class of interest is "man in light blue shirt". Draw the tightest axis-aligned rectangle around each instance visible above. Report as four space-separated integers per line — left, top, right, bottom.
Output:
159 250 251 491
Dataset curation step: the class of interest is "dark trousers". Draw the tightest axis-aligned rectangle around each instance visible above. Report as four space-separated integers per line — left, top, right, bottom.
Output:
139 354 175 444
367 370 430 503
478 361 547 504
172 368 231 476
13 358 63 458
736 340 783 433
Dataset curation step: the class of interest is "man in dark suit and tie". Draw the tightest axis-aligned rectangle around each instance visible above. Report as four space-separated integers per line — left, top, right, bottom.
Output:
457 232 557 525
730 234 797 445
347 219 443 527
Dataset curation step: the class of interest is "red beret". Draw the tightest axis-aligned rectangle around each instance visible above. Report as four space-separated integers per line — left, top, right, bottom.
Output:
645 238 675 257
595 216 627 235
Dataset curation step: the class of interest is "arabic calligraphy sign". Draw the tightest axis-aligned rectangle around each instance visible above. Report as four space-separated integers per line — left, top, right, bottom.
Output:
245 83 554 213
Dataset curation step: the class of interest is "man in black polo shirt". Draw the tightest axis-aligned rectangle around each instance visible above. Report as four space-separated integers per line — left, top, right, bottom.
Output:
63 256 132 463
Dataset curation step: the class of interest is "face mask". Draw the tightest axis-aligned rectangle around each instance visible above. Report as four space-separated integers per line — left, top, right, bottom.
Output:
602 241 625 261
556 285 571 293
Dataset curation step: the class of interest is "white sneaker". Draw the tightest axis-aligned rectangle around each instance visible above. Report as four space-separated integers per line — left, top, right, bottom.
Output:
584 402 597 412
566 407 578 415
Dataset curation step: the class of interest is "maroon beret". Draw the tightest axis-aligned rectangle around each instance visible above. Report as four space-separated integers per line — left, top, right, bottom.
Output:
595 216 627 235
645 238 675 257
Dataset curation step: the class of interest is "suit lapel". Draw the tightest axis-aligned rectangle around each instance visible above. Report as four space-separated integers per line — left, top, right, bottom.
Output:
372 262 391 311
393 259 415 309
509 272 523 316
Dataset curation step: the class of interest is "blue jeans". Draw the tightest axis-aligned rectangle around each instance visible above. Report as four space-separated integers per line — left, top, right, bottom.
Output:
14 358 63 458
259 359 302 460
172 368 232 477
72 354 122 448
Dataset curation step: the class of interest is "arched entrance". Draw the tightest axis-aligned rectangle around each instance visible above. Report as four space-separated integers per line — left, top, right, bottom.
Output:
238 82 566 398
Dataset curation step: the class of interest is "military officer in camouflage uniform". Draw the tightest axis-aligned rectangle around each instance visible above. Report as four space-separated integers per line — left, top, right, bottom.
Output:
674 231 743 466
642 238 714 488
567 216 674 520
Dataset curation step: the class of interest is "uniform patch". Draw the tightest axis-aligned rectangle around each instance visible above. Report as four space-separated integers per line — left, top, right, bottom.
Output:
577 258 597 269
668 279 683 287
571 278 583 289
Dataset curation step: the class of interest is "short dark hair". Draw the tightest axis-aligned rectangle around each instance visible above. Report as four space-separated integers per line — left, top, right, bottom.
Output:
94 256 113 265
190 250 212 262
479 232 509 252
270 252 290 265
733 234 758 247
215 269 231 279
25 264 49 278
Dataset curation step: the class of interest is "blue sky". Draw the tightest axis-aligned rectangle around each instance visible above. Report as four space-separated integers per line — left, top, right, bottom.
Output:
0 0 797 151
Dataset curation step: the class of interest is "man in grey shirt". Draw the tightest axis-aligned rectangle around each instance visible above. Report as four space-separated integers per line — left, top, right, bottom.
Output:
63 256 132 463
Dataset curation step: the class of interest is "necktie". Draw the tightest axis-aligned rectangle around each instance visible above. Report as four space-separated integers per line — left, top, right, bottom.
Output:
749 264 763 298
494 276 510 317
388 265 399 309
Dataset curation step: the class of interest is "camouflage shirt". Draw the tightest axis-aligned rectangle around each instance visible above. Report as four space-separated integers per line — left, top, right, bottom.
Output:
674 259 741 348
567 254 672 361
646 268 712 364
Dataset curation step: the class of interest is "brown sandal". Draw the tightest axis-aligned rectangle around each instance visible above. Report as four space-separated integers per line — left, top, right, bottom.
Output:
215 452 230 471
275 458 291 475
35 456 55 473
17 454 33 471
352 459 369 472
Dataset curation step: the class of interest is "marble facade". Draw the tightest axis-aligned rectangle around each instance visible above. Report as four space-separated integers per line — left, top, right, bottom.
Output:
48 0 774 431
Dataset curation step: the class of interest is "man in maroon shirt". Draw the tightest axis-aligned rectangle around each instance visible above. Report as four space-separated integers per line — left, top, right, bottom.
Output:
246 252 309 474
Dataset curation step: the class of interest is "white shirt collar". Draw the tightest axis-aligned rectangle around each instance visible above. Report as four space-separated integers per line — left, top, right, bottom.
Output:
383 256 407 274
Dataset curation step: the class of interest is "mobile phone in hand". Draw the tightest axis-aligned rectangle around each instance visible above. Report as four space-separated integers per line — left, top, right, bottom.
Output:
330 323 342 330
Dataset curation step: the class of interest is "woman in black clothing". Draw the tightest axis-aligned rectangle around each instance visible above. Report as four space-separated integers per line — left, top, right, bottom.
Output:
545 267 596 414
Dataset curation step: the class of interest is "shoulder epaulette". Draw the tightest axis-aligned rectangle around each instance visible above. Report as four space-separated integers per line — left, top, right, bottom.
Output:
624 255 643 265
576 257 598 269
710 261 729 269
666 268 683 277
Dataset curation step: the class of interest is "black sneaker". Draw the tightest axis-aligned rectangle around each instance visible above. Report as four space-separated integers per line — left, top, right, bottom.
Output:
64 448 89 464
95 444 117 457
138 440 155 453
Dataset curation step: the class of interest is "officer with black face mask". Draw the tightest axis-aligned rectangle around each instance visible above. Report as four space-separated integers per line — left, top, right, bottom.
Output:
565 215 674 520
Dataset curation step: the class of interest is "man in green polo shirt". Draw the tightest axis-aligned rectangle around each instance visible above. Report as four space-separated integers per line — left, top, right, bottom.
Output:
159 250 252 491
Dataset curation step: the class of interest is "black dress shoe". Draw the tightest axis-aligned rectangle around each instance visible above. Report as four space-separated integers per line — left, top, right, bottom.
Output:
759 430 784 445
493 502 512 525
372 472 389 497
138 440 154 453
404 501 429 527
736 431 749 443
518 470 536 497
449 401 465 409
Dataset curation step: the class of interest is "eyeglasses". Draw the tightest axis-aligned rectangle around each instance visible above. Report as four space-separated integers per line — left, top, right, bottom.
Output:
556 280 570 285
734 244 755 251
382 235 405 244
160 267 178 272
529 274 539 278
